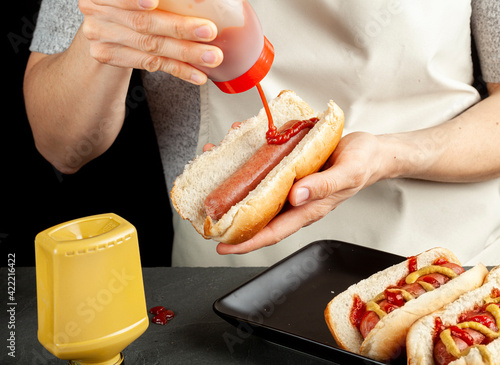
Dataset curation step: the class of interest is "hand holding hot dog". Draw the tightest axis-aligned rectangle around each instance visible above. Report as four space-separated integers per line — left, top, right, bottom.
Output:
79 0 223 84
216 131 390 254
171 90 345 244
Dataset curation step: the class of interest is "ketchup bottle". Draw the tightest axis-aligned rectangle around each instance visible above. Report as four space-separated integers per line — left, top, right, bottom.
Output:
157 0 274 94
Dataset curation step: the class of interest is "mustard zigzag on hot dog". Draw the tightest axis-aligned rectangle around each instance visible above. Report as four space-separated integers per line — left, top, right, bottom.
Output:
407 265 500 365
171 90 344 244
358 259 466 339
324 247 488 362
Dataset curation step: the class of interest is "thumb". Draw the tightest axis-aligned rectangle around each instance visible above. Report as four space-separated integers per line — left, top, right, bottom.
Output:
288 170 341 207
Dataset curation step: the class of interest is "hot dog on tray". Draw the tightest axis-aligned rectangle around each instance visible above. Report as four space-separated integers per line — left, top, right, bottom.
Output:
324 247 489 362
407 265 500 365
171 90 344 244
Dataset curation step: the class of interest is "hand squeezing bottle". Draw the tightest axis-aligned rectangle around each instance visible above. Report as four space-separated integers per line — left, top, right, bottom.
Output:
157 0 274 93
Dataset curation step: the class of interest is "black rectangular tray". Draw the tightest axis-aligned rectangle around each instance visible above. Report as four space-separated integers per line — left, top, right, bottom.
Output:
213 240 407 364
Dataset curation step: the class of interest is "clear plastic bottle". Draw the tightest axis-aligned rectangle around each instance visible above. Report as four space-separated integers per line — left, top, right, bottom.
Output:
157 0 274 93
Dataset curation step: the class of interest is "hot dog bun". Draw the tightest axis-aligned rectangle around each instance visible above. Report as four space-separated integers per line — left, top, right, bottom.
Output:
324 247 489 362
407 265 500 365
170 90 344 244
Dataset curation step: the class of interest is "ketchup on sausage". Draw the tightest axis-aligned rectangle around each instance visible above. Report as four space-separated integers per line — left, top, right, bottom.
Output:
205 118 317 221
433 292 500 365
205 84 320 221
256 83 317 145
353 260 465 339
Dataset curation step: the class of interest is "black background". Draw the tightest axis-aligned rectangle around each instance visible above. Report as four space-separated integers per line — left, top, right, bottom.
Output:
3 1 174 267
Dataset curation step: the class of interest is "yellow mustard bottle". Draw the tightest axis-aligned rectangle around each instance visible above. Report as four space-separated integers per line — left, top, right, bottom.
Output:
35 213 149 364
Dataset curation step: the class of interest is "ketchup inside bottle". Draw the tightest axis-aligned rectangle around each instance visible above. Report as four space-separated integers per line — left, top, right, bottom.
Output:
255 83 317 145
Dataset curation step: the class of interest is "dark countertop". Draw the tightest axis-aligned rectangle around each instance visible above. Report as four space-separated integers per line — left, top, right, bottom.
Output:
1 267 334 365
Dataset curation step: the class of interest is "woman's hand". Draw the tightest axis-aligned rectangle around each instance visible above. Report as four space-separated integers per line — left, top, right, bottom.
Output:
216 131 393 255
79 0 223 84
25 0 223 173
216 83 500 255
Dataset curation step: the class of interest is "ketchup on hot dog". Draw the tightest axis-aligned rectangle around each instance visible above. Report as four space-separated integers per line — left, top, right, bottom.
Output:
433 290 500 365
205 84 322 221
204 117 318 221
255 83 316 145
351 259 466 339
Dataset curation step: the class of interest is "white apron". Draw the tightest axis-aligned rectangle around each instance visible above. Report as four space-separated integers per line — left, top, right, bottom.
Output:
172 0 500 267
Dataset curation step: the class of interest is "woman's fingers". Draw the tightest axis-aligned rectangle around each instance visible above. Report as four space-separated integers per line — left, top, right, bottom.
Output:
79 0 222 83
80 0 151 12
85 21 221 64
216 198 335 255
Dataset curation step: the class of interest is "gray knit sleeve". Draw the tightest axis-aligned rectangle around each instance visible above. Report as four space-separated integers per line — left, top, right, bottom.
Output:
30 0 82 54
472 0 500 83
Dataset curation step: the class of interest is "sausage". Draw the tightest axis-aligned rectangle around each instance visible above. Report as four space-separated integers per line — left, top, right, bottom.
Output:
359 311 380 339
440 262 467 276
205 120 313 221
434 336 470 365
358 262 465 338
433 327 487 365
463 311 498 332
401 282 427 297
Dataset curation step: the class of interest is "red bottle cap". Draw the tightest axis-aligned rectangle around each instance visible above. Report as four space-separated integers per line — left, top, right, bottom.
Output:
213 37 274 94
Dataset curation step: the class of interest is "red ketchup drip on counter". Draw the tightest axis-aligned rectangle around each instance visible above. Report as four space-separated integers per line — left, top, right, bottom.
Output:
255 83 318 144
149 306 175 325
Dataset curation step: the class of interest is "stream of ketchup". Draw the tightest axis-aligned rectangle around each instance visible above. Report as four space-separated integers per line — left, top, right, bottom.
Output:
255 83 317 145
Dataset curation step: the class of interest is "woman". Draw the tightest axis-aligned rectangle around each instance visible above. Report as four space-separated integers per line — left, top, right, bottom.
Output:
25 0 500 266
